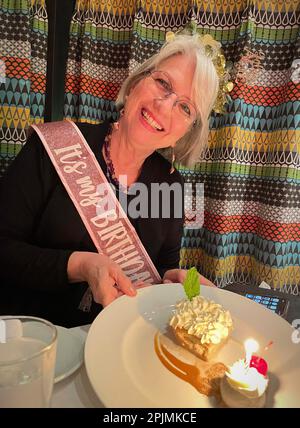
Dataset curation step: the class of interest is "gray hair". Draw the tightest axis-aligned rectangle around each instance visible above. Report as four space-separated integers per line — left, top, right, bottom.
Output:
116 34 219 167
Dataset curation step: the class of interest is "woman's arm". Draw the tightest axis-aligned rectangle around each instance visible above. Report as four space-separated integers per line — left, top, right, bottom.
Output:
0 132 75 292
0 132 136 307
67 251 135 306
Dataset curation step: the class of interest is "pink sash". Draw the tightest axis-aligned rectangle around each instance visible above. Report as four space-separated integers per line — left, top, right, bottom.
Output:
30 121 161 311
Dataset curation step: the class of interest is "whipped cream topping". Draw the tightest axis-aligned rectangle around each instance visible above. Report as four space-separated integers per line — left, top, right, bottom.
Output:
169 295 233 344
226 359 269 398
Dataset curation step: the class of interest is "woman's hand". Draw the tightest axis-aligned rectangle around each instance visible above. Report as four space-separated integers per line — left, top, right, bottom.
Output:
162 268 216 287
67 251 136 307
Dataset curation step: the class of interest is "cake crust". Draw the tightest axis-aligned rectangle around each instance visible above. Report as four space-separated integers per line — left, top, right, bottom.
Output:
171 325 229 362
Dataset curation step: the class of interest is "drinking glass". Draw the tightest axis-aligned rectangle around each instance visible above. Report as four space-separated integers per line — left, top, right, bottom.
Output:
0 316 57 408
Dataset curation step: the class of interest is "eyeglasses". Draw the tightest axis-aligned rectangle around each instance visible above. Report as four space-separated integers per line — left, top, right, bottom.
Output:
145 70 198 123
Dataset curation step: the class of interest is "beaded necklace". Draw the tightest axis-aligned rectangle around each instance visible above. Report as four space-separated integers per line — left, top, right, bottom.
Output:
103 126 129 194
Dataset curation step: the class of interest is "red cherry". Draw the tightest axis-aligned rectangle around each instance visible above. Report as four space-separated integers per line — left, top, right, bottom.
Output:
250 355 268 376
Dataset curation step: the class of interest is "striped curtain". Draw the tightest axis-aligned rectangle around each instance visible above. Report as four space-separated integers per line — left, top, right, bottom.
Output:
64 0 300 295
0 0 48 176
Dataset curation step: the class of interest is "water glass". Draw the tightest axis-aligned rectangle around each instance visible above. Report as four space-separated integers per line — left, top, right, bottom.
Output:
0 316 57 408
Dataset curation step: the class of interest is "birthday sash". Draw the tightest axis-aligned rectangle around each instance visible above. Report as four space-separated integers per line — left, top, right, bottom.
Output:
30 121 161 311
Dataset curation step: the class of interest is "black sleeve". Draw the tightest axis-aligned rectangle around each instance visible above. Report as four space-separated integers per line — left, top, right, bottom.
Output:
156 171 185 277
0 131 73 292
156 216 184 278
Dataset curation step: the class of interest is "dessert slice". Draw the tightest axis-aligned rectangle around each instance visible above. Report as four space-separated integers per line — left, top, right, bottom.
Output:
169 294 233 361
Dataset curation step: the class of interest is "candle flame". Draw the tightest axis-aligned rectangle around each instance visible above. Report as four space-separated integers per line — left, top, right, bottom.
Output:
244 338 259 366
244 338 259 354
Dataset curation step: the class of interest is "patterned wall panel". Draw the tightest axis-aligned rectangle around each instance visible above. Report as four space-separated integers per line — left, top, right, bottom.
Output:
63 0 300 295
0 0 48 176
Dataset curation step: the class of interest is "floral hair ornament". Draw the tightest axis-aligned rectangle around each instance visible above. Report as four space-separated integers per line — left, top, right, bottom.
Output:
165 26 234 114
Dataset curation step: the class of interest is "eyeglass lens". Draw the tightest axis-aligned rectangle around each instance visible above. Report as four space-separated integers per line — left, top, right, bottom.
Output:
149 71 197 121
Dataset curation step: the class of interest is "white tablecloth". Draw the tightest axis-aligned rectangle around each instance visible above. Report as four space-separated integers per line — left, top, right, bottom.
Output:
51 325 104 408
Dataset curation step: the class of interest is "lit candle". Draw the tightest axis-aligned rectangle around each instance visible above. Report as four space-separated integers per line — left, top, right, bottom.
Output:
244 338 259 368
222 337 269 408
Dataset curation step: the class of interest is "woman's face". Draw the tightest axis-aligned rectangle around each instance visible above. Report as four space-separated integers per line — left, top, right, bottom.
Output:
122 54 196 153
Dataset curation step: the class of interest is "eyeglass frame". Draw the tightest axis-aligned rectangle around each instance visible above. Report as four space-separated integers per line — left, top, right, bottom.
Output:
142 69 199 125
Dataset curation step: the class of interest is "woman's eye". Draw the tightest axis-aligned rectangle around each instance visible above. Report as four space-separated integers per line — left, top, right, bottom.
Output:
156 78 171 92
179 102 191 116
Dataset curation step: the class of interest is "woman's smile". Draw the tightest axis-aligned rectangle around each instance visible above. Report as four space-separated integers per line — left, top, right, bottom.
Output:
140 108 164 133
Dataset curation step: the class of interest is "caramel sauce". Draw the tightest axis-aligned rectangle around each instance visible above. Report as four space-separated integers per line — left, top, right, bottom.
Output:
154 332 227 398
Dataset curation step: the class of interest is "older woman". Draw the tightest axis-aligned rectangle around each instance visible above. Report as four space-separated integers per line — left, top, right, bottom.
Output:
0 34 219 327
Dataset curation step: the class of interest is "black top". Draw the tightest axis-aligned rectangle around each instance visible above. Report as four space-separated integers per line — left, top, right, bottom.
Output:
0 122 184 327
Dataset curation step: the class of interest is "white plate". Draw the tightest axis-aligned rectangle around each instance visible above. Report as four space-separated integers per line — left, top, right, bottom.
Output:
85 284 300 408
54 326 85 383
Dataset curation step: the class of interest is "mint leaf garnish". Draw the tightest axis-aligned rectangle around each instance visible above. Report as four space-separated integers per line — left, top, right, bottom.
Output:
183 267 200 300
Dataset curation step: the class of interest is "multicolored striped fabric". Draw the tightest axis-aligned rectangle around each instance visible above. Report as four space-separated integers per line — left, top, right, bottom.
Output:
64 0 300 294
0 0 48 176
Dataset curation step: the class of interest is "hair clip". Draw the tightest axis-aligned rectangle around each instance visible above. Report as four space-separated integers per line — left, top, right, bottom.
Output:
165 31 176 43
